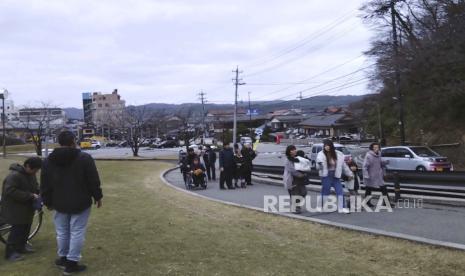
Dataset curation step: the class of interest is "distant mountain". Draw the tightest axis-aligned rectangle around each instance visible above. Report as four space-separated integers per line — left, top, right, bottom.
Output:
63 95 366 120
63 108 84 120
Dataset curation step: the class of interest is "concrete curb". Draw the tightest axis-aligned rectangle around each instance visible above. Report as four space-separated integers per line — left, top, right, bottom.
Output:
93 158 177 162
161 167 465 251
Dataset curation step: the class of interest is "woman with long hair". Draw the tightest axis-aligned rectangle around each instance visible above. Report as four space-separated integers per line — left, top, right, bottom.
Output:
283 145 307 214
316 140 352 213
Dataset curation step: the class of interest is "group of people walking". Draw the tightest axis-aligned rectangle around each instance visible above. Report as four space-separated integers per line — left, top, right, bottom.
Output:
179 141 256 190
284 139 393 214
1 131 103 275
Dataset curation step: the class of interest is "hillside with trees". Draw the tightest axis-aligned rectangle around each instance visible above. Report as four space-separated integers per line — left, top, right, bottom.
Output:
352 0 465 165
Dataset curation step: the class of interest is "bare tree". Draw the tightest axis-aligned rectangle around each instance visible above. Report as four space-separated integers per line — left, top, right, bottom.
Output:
176 106 196 152
112 105 156 157
10 103 63 156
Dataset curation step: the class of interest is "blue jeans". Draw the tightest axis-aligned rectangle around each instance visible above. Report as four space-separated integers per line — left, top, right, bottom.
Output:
321 171 345 210
54 207 91 262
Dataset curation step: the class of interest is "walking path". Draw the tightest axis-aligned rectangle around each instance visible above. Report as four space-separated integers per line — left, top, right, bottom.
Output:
163 167 465 250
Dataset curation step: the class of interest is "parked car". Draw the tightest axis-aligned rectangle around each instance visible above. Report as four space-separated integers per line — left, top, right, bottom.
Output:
91 140 101 149
139 139 152 147
105 142 119 147
381 146 453 172
118 141 128 147
80 139 101 150
154 140 178 148
307 143 352 168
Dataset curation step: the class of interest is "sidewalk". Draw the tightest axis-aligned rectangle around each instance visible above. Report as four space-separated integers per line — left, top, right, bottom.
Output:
164 168 465 250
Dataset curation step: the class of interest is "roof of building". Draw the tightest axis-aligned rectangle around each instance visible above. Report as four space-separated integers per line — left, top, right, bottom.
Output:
270 115 306 123
299 114 351 127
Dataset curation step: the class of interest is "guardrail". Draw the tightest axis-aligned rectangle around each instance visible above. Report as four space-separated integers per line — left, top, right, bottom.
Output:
252 164 465 200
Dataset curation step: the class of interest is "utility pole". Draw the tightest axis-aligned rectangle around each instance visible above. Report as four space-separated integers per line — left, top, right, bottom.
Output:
391 0 406 145
297 91 303 111
44 109 50 157
376 102 384 145
248 91 252 138
232 66 245 145
199 90 207 137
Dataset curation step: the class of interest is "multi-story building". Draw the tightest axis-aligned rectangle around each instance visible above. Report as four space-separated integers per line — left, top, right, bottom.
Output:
0 99 18 121
88 89 125 127
82 92 93 124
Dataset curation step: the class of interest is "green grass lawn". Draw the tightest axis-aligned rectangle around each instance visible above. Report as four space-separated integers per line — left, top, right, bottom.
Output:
5 144 58 154
0 159 464 275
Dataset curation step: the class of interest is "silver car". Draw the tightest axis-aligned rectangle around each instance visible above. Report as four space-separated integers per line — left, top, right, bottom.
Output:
381 146 453 172
307 143 352 168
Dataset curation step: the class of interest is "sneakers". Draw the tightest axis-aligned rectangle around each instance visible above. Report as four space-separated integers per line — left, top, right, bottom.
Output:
6 252 24 262
19 243 35 254
55 257 67 270
338 208 351 214
63 260 87 275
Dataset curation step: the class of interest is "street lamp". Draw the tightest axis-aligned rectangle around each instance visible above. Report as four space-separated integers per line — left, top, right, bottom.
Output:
0 88 9 158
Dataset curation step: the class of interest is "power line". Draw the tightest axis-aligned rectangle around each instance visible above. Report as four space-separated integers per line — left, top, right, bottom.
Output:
253 54 366 99
244 25 358 78
244 10 357 68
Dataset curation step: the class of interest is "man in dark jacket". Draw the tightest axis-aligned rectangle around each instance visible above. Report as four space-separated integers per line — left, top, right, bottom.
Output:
203 145 217 181
41 131 103 275
219 142 235 190
241 143 256 186
1 157 42 261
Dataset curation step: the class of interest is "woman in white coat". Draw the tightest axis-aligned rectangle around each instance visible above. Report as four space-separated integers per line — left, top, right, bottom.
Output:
316 140 352 213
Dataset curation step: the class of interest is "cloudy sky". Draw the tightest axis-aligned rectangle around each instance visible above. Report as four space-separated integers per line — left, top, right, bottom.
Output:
0 0 375 108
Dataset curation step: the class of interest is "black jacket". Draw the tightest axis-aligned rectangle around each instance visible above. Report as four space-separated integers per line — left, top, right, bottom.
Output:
181 153 198 172
1 164 39 225
41 147 103 214
203 149 217 165
241 148 256 170
219 148 235 170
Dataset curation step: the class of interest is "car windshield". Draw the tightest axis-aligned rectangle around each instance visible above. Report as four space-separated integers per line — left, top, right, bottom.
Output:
335 146 350 155
410 147 439 157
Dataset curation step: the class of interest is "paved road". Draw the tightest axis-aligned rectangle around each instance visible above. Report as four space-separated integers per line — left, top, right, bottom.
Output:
164 168 465 247
18 147 181 159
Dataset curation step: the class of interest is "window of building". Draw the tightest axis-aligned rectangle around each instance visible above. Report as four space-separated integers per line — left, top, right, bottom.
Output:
98 104 102 107
105 103 109 107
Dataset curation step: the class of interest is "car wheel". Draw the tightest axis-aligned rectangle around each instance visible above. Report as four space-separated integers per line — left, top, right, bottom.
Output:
96 145 101 149
416 166 426 172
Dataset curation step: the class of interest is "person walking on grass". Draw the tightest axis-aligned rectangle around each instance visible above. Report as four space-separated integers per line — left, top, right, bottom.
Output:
41 131 103 275
363 142 394 208
283 145 307 214
316 139 352 214
1 157 42 262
